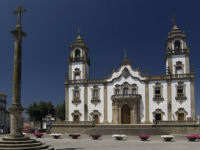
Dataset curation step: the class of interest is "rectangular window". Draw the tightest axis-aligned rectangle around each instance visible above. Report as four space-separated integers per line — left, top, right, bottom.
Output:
132 88 137 95
176 66 182 74
155 87 161 96
75 72 80 80
177 86 184 97
115 89 119 95
123 88 128 95
93 90 98 97
74 91 79 98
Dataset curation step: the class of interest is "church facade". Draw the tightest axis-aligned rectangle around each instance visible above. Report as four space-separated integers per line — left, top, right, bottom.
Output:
65 23 195 124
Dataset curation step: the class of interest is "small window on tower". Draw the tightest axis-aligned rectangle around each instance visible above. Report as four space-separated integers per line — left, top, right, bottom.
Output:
75 72 80 80
176 66 182 74
174 40 181 50
75 49 81 58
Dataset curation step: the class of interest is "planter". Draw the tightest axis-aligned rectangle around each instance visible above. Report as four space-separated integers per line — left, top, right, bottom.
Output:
138 135 150 141
34 133 44 138
186 135 199 142
69 134 80 139
161 135 174 142
90 134 101 140
112 134 126 140
50 133 62 139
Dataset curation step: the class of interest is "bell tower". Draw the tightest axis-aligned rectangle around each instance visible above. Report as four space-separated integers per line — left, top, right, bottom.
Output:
68 31 90 80
165 19 190 75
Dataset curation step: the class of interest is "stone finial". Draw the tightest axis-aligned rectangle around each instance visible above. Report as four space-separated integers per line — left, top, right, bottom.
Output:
145 67 149 76
191 65 194 74
104 69 107 77
167 66 171 75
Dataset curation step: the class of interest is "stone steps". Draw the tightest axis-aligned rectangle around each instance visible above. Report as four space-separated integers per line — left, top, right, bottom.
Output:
0 137 54 150
84 125 168 135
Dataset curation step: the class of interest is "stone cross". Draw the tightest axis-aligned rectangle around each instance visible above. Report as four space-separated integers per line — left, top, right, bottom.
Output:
171 17 176 26
124 49 127 58
14 5 26 25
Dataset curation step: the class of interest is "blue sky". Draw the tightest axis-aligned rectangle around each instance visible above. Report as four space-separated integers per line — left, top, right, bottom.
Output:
0 0 199 115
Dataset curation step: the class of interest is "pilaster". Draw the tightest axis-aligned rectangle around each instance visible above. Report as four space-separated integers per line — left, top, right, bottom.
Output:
84 84 88 121
69 64 72 80
145 81 150 123
190 79 195 119
103 83 108 123
167 80 172 120
65 86 69 121
185 55 190 73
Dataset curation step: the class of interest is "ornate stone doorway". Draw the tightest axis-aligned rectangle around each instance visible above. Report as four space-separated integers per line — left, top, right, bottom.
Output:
121 104 131 124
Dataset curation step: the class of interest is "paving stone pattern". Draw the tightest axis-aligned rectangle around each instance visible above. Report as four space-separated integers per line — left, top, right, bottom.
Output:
1 134 199 150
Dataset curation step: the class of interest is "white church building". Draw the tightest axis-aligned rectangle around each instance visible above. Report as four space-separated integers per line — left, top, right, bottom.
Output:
65 23 195 124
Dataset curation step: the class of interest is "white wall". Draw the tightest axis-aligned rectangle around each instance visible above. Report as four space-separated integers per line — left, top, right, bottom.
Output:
87 84 104 122
172 55 186 74
149 81 168 122
171 80 191 120
68 85 85 121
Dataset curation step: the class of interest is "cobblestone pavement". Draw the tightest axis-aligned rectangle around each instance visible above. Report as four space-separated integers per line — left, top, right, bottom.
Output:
1 134 200 150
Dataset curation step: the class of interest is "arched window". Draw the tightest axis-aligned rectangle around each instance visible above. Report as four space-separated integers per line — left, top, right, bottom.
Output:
174 40 181 50
75 49 81 58
123 87 128 95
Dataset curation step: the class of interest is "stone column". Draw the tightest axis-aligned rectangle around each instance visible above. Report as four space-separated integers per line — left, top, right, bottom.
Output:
84 84 88 121
8 22 26 138
167 80 172 120
103 83 108 123
145 81 150 123
190 79 195 119
65 85 69 121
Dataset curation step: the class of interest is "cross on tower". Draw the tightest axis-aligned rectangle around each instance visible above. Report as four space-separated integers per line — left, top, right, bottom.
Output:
77 26 80 34
124 49 127 58
14 5 26 25
171 17 176 26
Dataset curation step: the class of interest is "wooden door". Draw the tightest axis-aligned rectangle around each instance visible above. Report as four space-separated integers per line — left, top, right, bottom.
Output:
121 104 131 124
93 115 99 124
155 113 161 121
73 115 80 122
178 113 184 121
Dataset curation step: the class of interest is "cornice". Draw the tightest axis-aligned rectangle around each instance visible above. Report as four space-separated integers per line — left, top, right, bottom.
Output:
65 73 194 86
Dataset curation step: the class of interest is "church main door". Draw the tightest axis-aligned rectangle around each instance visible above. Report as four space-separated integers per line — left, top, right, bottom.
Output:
121 104 131 124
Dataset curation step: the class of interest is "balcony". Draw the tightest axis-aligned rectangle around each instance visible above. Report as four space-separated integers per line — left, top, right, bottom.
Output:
111 94 141 101
153 95 164 104
175 93 187 103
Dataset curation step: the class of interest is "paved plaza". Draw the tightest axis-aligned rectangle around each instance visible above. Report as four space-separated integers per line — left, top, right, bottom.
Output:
1 134 199 150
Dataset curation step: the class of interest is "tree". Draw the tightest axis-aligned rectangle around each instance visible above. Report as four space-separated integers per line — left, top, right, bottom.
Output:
25 101 55 129
55 101 65 121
